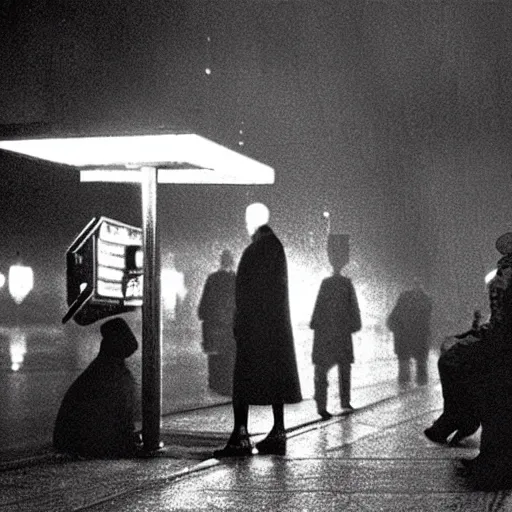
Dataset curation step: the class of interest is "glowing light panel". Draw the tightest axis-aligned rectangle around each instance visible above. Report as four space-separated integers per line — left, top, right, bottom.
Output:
0 134 274 185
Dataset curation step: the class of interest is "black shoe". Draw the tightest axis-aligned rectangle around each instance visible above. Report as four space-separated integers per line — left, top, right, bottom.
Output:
256 431 287 455
213 438 253 458
448 428 477 446
341 404 355 414
424 425 451 444
318 410 333 421
460 457 476 469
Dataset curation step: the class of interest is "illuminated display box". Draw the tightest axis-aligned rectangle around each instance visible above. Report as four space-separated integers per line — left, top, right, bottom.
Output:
64 216 143 325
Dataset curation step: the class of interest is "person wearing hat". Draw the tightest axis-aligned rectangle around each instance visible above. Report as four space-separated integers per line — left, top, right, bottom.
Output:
53 317 141 458
198 249 237 396
310 234 362 420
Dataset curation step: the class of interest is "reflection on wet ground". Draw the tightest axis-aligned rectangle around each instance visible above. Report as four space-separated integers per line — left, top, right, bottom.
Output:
0 322 437 454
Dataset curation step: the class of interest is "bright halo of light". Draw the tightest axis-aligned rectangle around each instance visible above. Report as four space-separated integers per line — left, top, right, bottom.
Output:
161 267 187 321
8 265 34 304
485 269 497 285
10 328 27 372
0 134 274 185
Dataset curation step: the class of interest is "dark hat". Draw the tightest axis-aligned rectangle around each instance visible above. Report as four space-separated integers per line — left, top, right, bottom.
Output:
99 317 138 359
327 234 349 269
496 232 512 256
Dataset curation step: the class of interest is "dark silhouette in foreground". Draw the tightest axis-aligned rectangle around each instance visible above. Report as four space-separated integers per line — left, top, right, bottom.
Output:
214 203 302 458
53 317 141 458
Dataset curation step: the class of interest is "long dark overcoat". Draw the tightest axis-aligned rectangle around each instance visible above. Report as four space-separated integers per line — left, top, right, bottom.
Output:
310 274 362 366
387 288 433 359
53 318 139 457
232 225 302 405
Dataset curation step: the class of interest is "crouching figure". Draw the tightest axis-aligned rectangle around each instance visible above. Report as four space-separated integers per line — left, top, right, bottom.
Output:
53 318 141 458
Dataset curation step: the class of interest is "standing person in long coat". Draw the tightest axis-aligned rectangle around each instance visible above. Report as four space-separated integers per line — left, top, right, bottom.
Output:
310 234 362 420
53 317 141 458
387 278 433 385
198 249 237 396
214 203 302 458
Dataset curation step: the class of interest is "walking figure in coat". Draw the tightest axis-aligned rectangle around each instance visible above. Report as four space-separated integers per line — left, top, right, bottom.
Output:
214 203 302 458
387 278 433 386
310 234 362 420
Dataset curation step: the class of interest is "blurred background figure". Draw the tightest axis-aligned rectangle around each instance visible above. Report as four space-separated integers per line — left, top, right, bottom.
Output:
162 252 188 342
386 278 433 386
53 317 141 458
198 249 237 396
310 234 361 419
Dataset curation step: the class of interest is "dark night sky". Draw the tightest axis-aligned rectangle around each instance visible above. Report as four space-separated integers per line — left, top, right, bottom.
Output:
1 0 512 335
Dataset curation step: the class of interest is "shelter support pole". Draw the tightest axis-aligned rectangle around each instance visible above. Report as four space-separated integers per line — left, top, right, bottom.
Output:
140 166 162 452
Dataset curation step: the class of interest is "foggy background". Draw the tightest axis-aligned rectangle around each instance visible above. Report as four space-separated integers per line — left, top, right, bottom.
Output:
1 0 511 333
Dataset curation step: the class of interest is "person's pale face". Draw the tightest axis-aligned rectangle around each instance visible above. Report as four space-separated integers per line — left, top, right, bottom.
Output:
245 209 268 236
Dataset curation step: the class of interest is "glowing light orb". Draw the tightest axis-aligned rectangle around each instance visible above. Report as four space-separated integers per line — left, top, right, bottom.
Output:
8 265 34 304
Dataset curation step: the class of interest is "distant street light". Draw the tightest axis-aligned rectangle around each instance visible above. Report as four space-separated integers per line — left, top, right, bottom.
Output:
8 264 34 305
323 211 330 234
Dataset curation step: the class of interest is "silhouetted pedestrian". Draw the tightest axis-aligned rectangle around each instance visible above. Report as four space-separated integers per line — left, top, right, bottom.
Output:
310 234 361 419
387 278 433 385
198 249 237 396
214 203 302 458
53 317 140 458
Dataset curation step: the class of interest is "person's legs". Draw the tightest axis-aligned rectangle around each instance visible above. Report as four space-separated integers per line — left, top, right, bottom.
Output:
231 401 249 439
271 403 285 432
338 361 353 409
214 400 252 458
398 357 411 385
415 356 429 385
256 403 287 455
314 364 331 418
424 348 479 444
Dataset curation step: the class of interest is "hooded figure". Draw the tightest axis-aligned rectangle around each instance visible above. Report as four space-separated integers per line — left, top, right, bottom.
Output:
53 317 140 458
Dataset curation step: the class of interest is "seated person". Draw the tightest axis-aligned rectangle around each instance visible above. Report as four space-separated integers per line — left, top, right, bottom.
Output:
424 232 512 490
53 317 141 458
423 310 485 445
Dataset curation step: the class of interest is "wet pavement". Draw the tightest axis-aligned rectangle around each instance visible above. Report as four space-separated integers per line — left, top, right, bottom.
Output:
0 321 405 454
3 372 511 512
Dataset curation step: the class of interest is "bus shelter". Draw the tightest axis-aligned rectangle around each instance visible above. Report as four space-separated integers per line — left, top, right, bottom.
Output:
0 132 274 453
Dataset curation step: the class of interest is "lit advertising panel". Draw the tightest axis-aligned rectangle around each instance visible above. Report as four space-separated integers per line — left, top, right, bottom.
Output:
64 217 143 325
